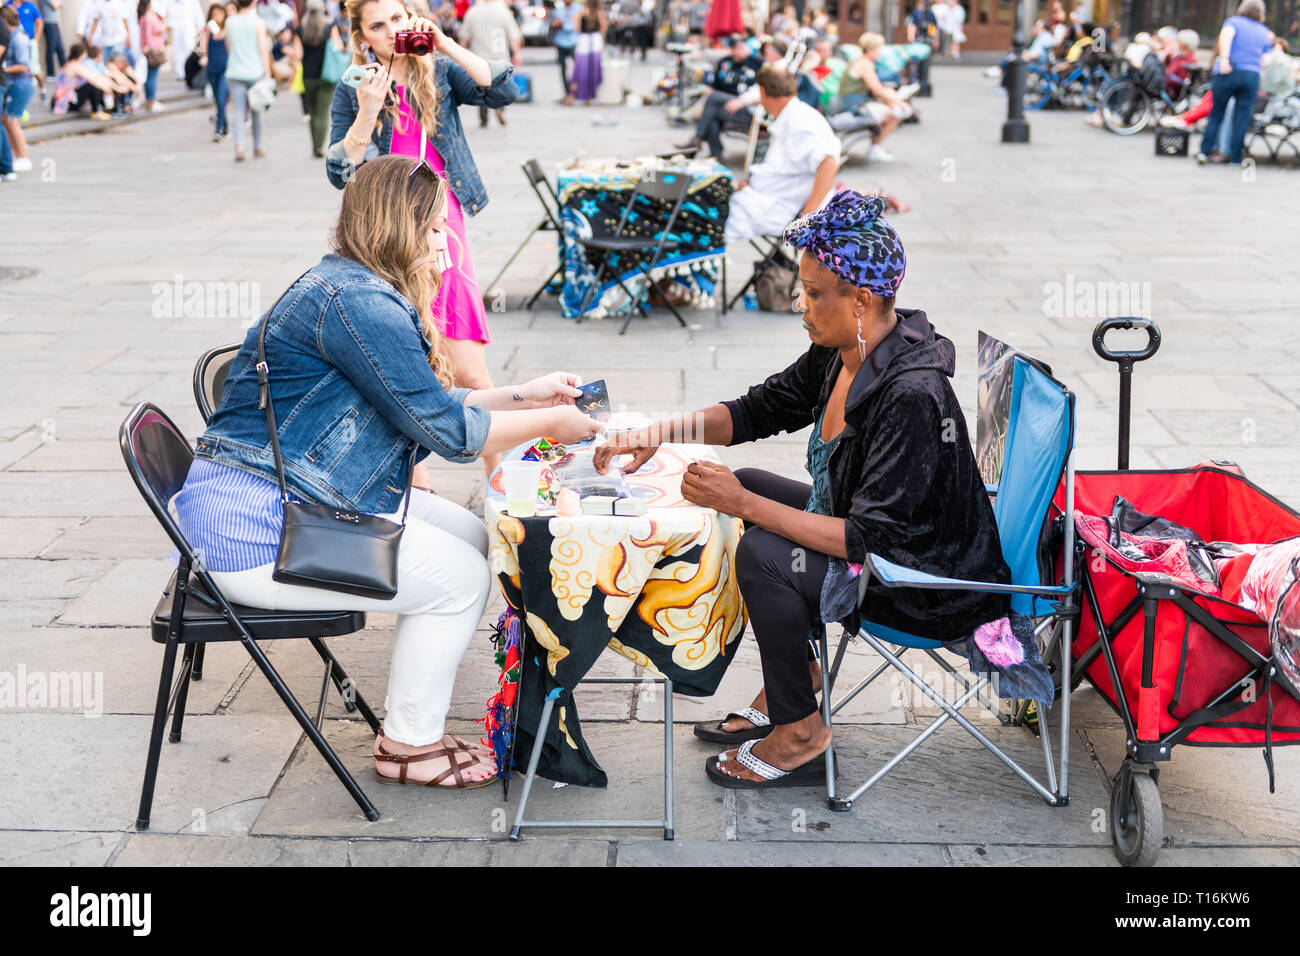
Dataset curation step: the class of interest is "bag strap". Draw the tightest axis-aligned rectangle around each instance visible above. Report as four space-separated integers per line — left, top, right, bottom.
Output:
255 271 417 523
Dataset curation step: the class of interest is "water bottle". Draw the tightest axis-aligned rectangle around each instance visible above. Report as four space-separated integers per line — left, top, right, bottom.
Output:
742 292 758 310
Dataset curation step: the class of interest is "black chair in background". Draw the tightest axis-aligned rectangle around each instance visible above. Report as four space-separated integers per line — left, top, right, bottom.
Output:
121 401 383 830
573 169 693 335
484 158 567 310
192 341 242 425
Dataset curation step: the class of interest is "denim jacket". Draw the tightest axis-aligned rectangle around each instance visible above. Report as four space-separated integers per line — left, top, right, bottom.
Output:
325 55 517 215
195 254 492 514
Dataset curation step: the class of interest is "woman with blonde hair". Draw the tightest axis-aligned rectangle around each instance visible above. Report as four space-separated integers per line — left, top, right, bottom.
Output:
326 0 516 476
175 155 603 788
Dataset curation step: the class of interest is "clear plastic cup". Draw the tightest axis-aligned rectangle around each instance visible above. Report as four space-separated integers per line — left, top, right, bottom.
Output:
501 460 544 517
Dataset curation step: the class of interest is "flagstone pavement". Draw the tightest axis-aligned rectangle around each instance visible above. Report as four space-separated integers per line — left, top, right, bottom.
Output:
1 51 1298 867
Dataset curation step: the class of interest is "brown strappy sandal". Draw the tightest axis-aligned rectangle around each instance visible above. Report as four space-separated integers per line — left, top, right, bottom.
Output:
373 737 497 789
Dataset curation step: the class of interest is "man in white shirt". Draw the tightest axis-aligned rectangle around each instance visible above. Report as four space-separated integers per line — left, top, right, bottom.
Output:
458 0 522 125
726 65 840 245
85 0 131 61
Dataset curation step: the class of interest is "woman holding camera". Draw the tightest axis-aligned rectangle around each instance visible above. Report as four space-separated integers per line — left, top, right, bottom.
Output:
327 0 516 478
178 156 603 788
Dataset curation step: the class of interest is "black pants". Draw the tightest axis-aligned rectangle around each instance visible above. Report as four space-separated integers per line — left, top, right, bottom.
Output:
557 44 575 93
695 90 753 157
72 84 105 114
734 468 827 725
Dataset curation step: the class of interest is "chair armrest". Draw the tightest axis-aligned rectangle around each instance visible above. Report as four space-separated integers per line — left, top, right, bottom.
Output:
862 553 1074 596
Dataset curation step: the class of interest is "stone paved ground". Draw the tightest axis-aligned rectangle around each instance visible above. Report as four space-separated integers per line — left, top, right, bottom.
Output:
1 51 1298 867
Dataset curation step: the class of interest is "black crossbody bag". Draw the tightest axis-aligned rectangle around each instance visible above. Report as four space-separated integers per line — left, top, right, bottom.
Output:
255 279 415 600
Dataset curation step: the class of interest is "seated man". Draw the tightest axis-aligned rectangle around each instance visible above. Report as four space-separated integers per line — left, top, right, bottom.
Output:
674 35 759 125
724 64 840 245
678 36 785 157
594 189 1011 787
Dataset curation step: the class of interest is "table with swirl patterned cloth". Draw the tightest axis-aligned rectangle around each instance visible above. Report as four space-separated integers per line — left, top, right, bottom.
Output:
556 156 734 321
484 442 748 786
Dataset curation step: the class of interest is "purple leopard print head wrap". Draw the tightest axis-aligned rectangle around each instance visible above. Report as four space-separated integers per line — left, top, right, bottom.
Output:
782 189 907 298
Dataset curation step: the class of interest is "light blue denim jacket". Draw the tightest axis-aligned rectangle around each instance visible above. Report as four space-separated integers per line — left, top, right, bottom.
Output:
195 254 491 514
325 55 517 215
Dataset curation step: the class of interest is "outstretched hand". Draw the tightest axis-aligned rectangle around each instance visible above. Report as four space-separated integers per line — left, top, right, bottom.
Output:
517 372 583 408
593 428 659 475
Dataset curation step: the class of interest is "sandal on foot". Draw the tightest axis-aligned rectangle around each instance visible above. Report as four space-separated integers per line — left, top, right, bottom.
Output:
693 706 772 745
380 724 491 760
705 739 830 790
374 739 496 789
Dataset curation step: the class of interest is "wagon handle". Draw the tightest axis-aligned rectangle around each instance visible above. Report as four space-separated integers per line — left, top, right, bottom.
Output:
1092 317 1162 471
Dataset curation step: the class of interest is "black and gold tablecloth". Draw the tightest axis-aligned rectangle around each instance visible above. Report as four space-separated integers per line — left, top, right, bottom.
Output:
485 443 748 785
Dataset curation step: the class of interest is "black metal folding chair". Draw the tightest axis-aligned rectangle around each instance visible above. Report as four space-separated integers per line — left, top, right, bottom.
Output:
484 159 567 309
192 341 242 424
120 402 383 830
720 236 791 313
573 169 693 335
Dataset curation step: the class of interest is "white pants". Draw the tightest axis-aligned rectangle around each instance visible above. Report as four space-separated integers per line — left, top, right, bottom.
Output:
210 490 492 748
725 186 802 245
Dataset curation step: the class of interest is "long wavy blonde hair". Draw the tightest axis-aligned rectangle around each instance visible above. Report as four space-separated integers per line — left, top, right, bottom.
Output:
331 155 454 388
346 0 441 141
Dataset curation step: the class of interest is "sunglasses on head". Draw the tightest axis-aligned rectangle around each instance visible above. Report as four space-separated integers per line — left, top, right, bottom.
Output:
408 159 436 185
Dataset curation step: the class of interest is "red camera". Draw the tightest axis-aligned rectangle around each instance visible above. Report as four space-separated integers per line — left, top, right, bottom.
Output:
394 31 438 55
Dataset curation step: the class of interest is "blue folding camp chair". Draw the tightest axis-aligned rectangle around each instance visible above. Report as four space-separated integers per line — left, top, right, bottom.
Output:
815 352 1080 811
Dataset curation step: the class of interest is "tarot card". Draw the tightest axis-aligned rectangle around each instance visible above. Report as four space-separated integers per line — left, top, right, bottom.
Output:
577 379 612 421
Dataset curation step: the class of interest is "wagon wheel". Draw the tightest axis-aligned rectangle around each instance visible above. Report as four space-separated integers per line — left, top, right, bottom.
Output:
1110 766 1163 867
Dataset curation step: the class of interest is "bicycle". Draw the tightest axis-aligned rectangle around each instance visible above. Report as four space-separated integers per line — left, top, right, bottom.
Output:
1025 53 1118 111
1100 66 1209 135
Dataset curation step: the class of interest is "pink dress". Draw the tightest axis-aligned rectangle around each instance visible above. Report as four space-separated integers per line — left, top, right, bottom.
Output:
390 84 491 344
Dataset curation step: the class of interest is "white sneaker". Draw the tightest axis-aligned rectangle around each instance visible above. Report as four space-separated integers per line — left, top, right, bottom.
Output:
867 144 896 162
1 172 16 181
897 82 921 100
150 101 167 112
11 157 32 172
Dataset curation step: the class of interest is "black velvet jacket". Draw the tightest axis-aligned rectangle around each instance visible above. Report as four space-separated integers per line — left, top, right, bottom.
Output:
723 309 1011 641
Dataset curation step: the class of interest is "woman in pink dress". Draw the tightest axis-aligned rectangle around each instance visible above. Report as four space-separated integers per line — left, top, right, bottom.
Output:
328 0 518 472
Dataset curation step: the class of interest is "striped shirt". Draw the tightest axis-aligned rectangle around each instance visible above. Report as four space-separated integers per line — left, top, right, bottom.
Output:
173 458 284 572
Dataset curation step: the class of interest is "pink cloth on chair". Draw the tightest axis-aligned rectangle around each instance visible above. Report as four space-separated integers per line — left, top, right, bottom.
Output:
973 617 1025 668
389 85 491 345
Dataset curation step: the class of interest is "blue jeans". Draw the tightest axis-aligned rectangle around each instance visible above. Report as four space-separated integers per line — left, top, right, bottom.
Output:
44 22 67 76
145 63 160 102
0 118 12 174
208 68 228 134
1200 68 1259 164
2 77 35 118
228 77 263 152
